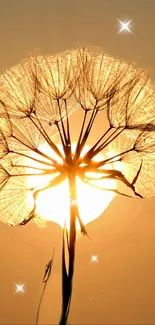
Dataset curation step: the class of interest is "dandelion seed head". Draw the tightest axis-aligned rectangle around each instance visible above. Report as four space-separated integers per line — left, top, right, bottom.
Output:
0 47 155 227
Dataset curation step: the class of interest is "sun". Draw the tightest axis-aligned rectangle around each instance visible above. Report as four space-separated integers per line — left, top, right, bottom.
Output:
27 144 115 230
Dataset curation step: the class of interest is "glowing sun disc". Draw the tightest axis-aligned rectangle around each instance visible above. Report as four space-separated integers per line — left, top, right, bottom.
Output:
27 144 115 230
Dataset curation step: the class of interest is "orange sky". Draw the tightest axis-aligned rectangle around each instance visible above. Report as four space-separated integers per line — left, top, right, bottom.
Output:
0 0 155 324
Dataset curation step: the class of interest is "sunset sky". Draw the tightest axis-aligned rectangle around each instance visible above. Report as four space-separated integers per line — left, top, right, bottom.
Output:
0 0 155 324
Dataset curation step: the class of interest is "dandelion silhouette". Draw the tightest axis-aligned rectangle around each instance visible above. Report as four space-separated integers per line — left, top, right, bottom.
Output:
0 47 155 324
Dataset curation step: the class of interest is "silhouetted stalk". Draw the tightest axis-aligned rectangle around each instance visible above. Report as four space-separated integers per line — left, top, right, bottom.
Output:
74 108 98 161
59 171 77 325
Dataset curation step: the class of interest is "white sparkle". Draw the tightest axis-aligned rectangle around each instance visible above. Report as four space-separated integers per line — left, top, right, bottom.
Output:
91 255 98 263
14 283 25 294
117 17 135 35
71 200 77 206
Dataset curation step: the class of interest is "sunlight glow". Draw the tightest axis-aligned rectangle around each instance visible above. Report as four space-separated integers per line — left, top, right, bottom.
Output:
27 144 116 230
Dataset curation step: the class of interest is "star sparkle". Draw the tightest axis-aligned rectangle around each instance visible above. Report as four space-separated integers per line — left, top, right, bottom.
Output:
117 17 135 35
91 255 98 263
14 283 25 294
71 200 77 206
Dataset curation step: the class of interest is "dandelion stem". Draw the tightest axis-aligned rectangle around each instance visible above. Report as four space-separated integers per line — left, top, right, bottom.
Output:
59 172 77 325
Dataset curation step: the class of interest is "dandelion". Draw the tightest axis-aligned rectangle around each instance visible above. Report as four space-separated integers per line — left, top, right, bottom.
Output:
0 47 155 324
